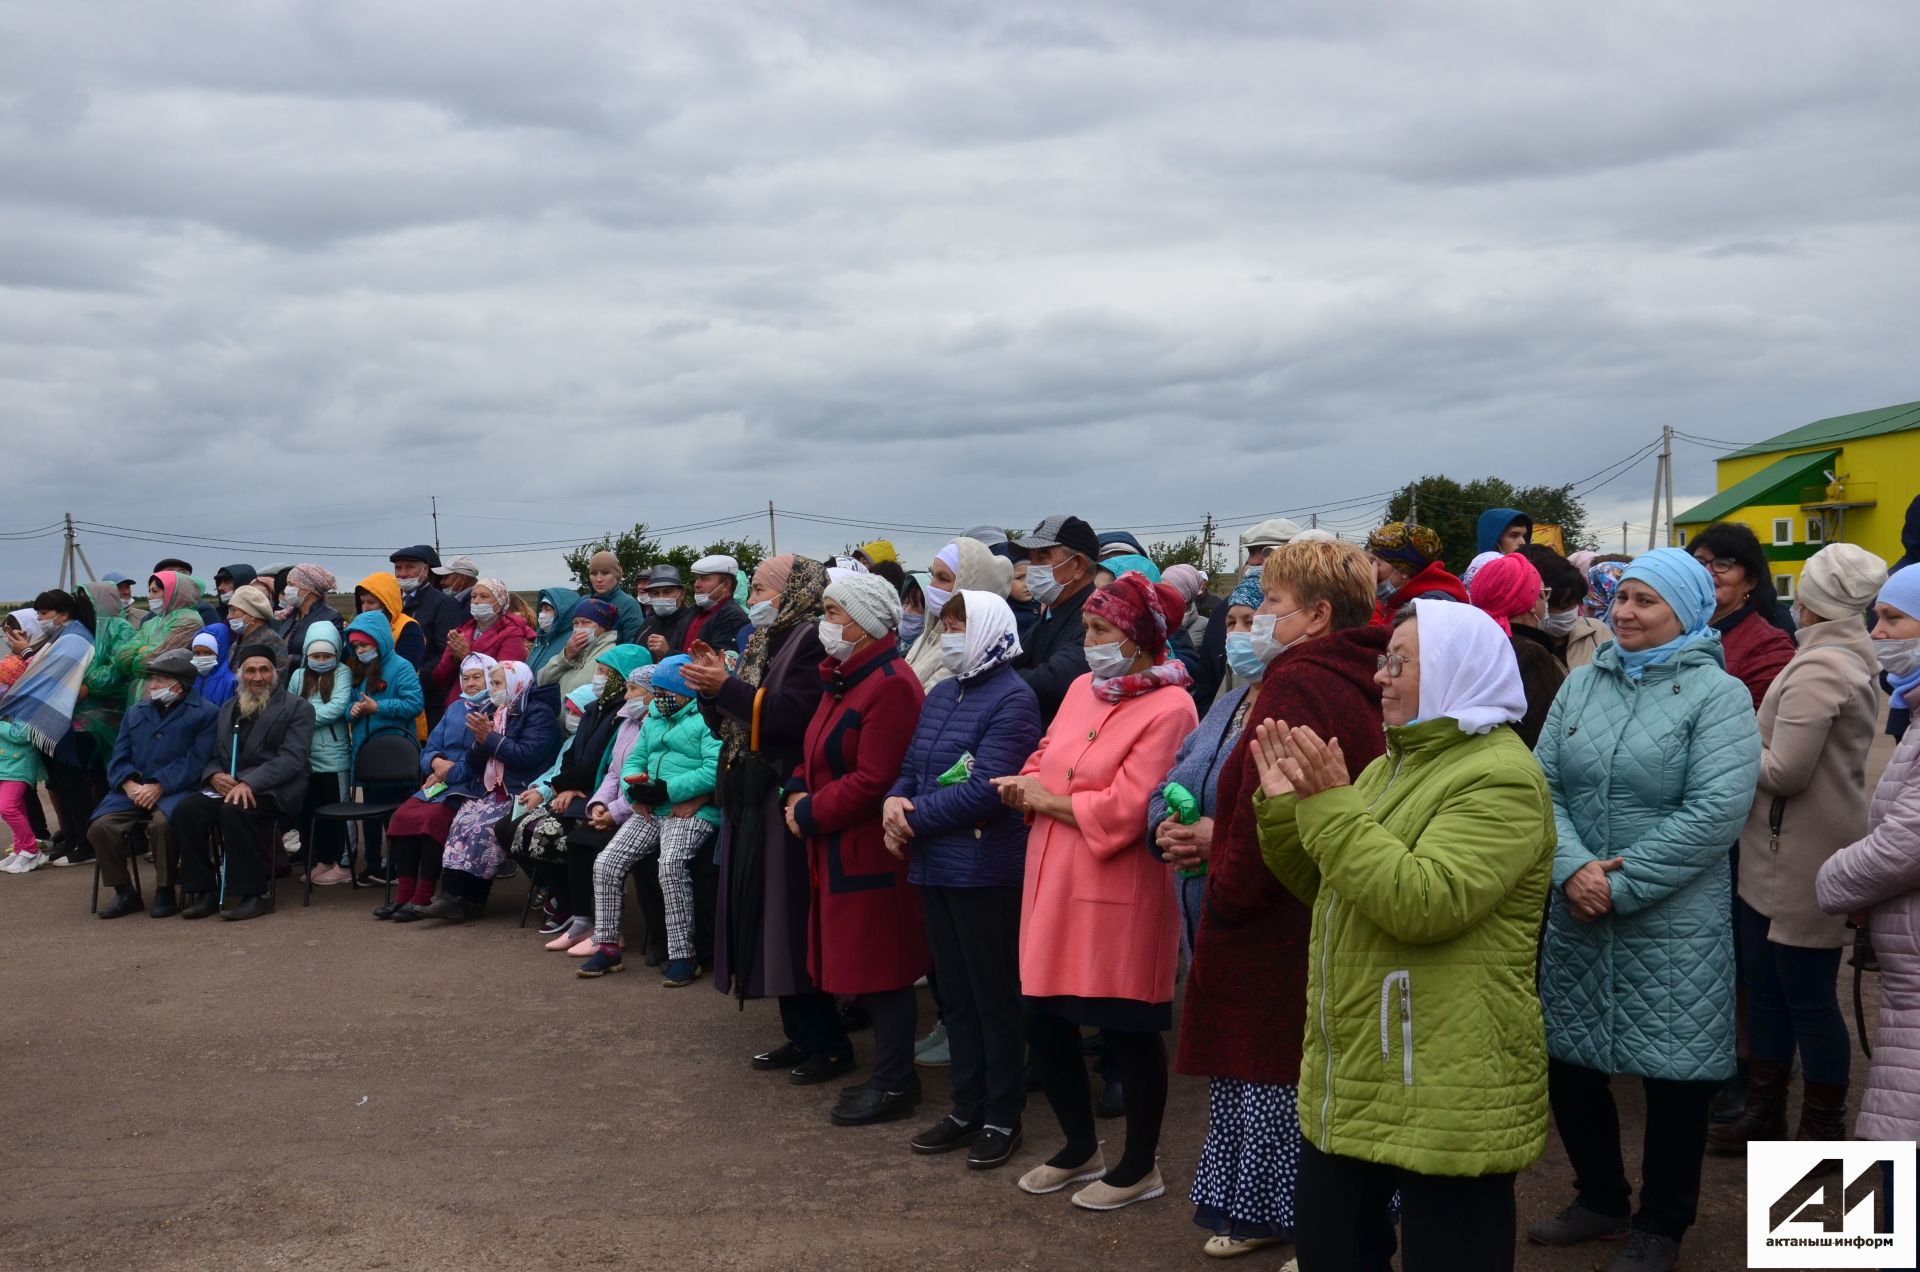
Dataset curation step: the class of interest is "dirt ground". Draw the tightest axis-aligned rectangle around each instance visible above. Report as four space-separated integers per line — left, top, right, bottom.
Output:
0 737 1892 1271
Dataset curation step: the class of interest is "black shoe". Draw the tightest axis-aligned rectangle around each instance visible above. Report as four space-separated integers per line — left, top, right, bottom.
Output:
180 893 219 920
1526 1201 1631 1246
98 886 143 920
372 899 400 920
390 904 424 923
1096 1080 1126 1119
148 886 179 919
1079 1030 1103 1057
359 864 393 885
910 1115 984 1155
53 843 95 867
789 1053 857 1086
831 1081 921 1127
1709 1063 1748 1124
222 895 270 922
413 894 469 923
967 1124 1023 1170
752 1042 808 1072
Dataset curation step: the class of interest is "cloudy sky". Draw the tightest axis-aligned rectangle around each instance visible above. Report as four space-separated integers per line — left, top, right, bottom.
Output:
3 1 1916 596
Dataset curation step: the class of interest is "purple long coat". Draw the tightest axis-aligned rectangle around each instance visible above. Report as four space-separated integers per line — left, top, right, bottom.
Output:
1817 725 1920 1140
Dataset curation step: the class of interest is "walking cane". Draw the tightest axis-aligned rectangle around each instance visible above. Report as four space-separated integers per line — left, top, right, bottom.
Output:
1849 924 1876 1060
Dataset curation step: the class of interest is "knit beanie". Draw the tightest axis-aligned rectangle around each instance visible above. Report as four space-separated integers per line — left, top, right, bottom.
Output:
288 563 336 597
651 654 693 698
1162 564 1208 604
588 550 621 575
229 584 275 622
825 573 903 638
574 598 618 631
1797 543 1889 621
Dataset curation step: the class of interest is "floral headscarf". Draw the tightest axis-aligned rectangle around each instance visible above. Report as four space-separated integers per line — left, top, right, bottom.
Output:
719 555 828 761
1584 561 1626 620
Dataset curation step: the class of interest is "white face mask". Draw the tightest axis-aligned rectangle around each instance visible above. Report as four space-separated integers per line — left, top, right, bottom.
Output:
694 588 718 610
282 586 301 606
488 686 511 707
150 686 179 705
591 673 608 695
1084 639 1133 680
1540 608 1578 637
1876 637 1920 679
396 575 422 594
818 619 855 662
938 631 968 676
649 597 679 616
925 583 954 614
1027 562 1066 606
1250 611 1296 664
227 617 248 633
470 602 497 624
190 653 219 673
537 611 554 632
572 623 597 642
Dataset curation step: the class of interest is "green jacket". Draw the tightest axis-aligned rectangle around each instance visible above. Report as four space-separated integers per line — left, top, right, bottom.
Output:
0 719 45 784
1258 717 1554 1177
621 698 722 826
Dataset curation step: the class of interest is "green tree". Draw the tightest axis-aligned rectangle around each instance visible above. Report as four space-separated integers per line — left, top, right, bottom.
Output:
1147 534 1207 571
564 523 664 590
659 538 767 580
1384 477 1592 574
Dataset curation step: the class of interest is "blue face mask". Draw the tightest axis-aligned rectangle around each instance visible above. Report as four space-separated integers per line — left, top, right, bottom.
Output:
1224 633 1267 682
898 612 925 645
748 599 777 630
354 646 378 664
306 656 337 675
462 687 489 704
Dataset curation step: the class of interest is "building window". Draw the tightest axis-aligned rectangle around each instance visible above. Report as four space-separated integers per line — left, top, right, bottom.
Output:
1806 515 1825 544
1775 574 1794 600
1772 518 1793 545
1676 528 1688 547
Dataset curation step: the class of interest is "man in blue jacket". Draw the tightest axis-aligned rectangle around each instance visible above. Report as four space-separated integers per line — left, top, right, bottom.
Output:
87 649 221 919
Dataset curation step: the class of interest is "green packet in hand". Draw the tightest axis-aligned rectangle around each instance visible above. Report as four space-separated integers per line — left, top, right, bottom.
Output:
935 752 975 787
422 782 448 800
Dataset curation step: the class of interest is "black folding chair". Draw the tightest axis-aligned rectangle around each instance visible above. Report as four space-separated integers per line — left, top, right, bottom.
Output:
89 817 145 915
307 734 421 907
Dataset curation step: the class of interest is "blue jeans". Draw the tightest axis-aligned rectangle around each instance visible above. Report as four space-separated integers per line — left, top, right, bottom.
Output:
1736 897 1849 1085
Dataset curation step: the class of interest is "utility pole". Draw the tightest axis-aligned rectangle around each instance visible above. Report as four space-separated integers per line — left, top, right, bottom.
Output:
768 501 778 555
1662 425 1675 549
1310 512 1319 530
1647 429 1667 551
1201 514 1216 574
1408 485 1420 529
1621 520 1629 553
57 513 73 590
431 496 442 556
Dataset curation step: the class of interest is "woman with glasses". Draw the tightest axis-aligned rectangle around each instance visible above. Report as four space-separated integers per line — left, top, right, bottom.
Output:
1688 522 1795 712
1167 540 1389 1258
1528 549 1761 1272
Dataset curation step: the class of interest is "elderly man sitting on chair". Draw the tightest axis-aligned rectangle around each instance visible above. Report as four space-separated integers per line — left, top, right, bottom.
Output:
171 646 316 922
89 648 222 919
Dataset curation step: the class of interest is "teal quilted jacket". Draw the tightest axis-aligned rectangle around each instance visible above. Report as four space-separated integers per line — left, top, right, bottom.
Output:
1536 637 1760 1081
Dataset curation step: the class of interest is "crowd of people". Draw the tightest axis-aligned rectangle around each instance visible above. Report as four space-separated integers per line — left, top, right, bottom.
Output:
3 499 1919 1272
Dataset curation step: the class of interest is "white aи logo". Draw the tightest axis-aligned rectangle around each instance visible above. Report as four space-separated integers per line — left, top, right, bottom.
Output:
1748 1140 1915 1268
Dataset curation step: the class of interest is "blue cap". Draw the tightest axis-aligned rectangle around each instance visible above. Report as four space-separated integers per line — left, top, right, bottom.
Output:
651 654 693 698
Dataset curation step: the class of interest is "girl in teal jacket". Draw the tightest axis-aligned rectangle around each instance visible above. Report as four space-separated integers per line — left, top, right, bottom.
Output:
289 621 357 882
1529 549 1760 1266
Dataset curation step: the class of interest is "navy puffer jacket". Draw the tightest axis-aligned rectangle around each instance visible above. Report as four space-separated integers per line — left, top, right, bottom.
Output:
889 661 1042 888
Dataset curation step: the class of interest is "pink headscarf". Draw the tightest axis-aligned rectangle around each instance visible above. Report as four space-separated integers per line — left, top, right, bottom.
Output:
483 660 535 792
1467 552 1544 637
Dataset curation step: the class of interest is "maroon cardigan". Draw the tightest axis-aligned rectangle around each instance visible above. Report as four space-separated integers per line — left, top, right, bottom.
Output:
1174 624 1389 1086
1717 606 1794 712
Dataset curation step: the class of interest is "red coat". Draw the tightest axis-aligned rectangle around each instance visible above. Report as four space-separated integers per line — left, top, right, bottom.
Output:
1718 607 1795 712
1371 561 1469 625
791 639 928 995
1175 625 1389 1085
430 612 535 706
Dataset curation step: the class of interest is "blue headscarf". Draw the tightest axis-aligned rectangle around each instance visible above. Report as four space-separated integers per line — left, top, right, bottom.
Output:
1616 549 1717 680
1877 567 1920 708
1228 574 1264 611
1100 553 1161 584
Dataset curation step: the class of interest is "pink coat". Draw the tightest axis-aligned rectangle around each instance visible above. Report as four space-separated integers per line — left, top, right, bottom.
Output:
1817 726 1920 1141
1019 675 1197 1006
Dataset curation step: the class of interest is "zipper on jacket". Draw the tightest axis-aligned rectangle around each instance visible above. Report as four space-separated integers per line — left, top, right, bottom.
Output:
1377 971 1413 1086
1317 749 1410 1151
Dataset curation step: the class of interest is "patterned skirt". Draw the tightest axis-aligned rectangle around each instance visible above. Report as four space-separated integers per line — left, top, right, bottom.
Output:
440 790 512 878
1190 1078 1301 1240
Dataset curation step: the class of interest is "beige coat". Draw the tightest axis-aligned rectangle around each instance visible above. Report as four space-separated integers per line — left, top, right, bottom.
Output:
901 537 1013 690
1564 616 1609 669
1737 618 1882 948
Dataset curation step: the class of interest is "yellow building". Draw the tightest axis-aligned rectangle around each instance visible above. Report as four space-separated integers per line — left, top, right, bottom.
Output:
1674 399 1920 600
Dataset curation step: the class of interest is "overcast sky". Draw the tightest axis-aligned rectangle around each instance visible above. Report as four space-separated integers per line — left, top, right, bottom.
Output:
3 1 1916 597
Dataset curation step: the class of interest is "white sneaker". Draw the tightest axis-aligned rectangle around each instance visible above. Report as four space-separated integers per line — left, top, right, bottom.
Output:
17 850 47 872
0 853 26 874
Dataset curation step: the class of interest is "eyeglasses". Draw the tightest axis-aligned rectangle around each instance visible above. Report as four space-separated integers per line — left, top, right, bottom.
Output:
1375 653 1420 678
1695 555 1738 576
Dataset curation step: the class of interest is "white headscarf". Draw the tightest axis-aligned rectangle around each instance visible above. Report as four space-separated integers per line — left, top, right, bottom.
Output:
460 651 499 676
8 609 43 644
1409 598 1525 735
484 660 536 791
1459 551 1502 593
954 589 1022 679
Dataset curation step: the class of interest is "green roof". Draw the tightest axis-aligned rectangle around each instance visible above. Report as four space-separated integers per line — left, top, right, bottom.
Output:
1724 400 1920 459
1675 448 1838 526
